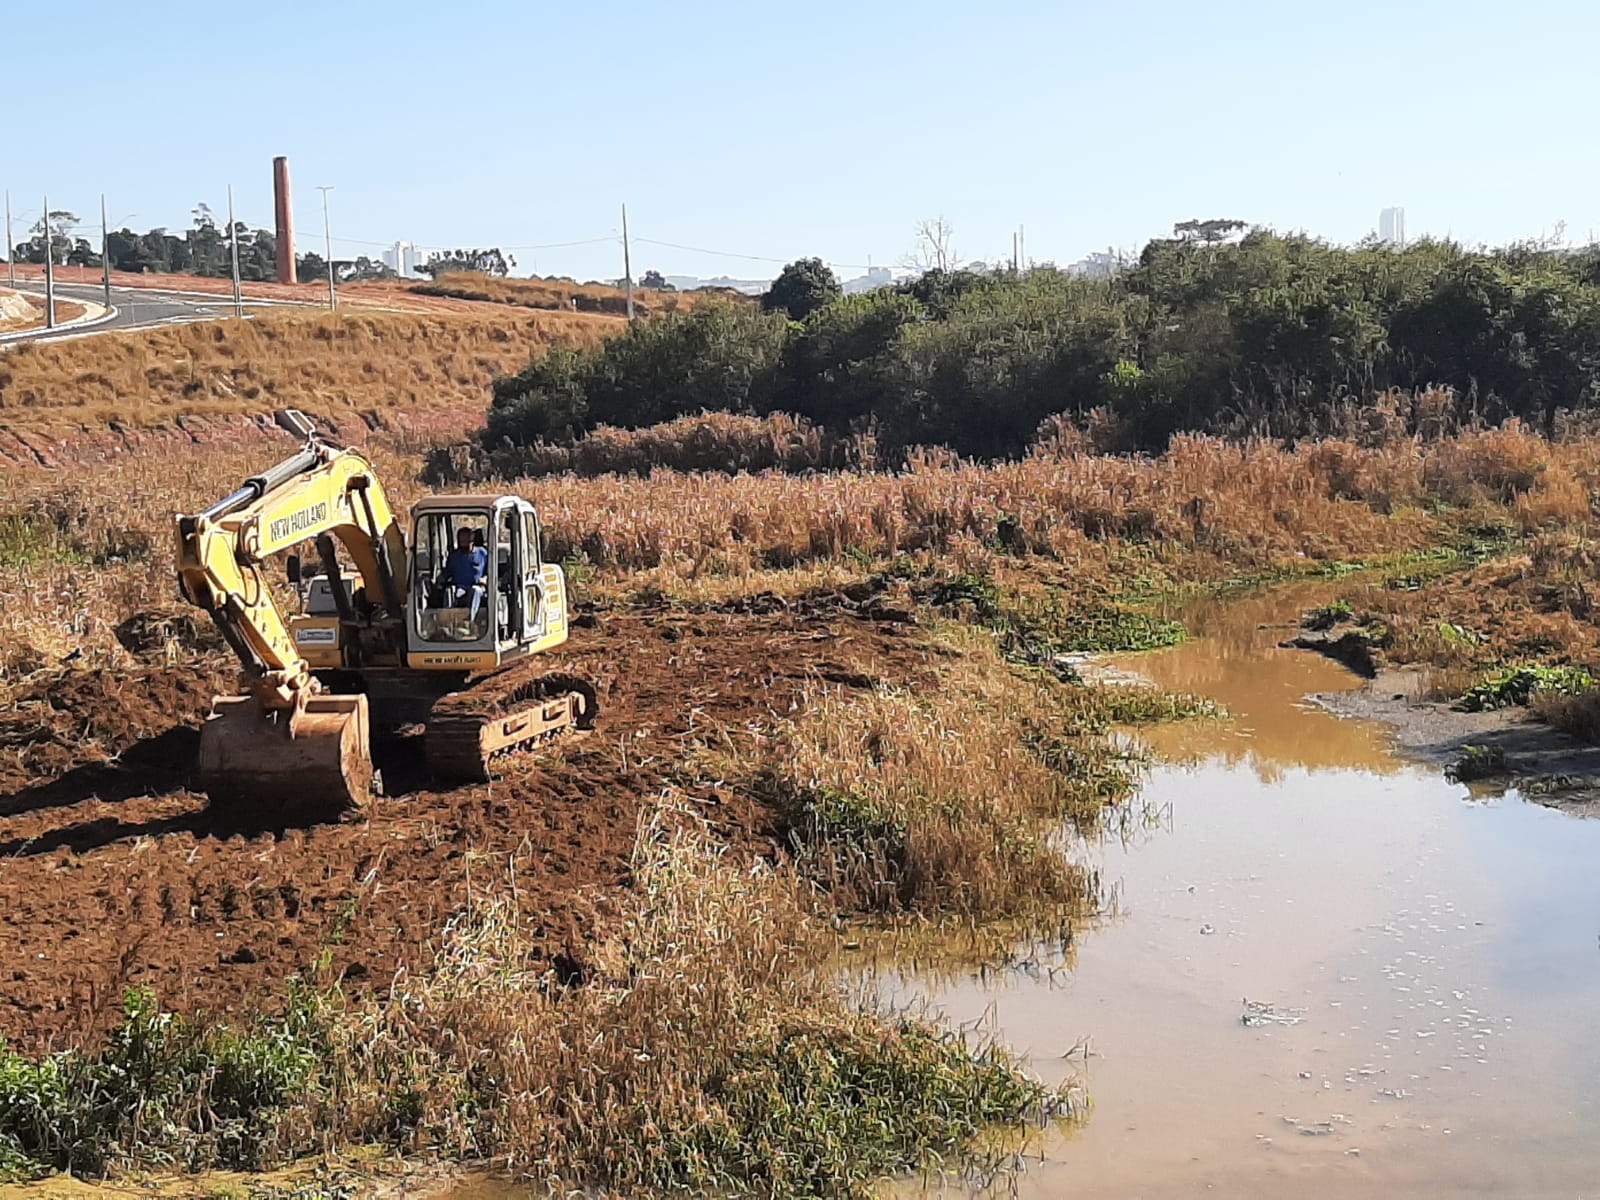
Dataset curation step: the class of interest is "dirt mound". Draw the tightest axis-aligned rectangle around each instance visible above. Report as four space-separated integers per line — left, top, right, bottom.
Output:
1282 629 1382 678
0 665 224 786
0 605 932 1050
113 608 224 659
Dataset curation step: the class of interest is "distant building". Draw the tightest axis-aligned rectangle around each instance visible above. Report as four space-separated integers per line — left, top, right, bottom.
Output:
1379 207 1406 248
1066 249 1122 279
663 273 771 295
382 240 426 278
840 266 894 295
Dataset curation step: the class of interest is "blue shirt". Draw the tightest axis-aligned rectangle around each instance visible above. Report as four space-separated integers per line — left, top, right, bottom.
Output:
445 545 487 589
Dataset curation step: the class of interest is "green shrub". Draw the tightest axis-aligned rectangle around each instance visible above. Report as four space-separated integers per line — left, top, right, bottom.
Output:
484 232 1600 457
486 304 788 446
1446 743 1508 782
1456 664 1594 711
0 987 322 1180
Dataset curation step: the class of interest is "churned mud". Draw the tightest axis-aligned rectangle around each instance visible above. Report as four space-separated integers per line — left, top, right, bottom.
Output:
0 594 930 1050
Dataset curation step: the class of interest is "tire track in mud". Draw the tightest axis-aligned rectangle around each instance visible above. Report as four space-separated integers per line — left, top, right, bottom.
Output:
0 601 930 1049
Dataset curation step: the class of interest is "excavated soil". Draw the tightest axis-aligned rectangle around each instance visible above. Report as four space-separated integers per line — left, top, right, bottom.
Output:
0 599 932 1051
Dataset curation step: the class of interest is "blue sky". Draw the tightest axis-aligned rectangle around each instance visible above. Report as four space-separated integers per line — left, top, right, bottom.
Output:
7 0 1596 281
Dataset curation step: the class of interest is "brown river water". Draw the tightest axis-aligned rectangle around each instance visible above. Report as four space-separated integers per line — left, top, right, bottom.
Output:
892 582 1600 1199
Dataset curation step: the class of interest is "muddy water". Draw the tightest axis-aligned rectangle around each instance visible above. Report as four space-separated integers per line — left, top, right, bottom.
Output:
894 583 1600 1199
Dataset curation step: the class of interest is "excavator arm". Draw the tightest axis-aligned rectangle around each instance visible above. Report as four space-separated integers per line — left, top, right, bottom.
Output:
174 410 408 821
175 409 409 709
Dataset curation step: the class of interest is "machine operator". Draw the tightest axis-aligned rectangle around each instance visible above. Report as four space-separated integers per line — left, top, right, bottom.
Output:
442 526 488 618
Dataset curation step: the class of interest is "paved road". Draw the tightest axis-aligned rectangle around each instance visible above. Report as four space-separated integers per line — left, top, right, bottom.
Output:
0 280 308 345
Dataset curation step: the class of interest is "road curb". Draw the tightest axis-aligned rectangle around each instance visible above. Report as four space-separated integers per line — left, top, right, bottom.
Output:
0 293 118 344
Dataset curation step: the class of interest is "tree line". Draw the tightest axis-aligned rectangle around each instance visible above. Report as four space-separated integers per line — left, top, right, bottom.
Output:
484 230 1600 457
5 206 510 285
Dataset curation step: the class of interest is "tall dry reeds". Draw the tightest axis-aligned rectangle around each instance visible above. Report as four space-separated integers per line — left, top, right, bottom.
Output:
518 435 1449 575
5 427 1596 671
428 411 853 484
758 623 1136 921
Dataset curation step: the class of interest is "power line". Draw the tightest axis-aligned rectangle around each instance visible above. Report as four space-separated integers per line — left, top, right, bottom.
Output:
11 201 895 279
633 236 874 272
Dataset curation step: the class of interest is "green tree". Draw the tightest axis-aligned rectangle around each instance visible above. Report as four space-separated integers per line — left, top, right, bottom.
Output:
486 304 788 446
762 257 841 320
341 255 396 282
1173 218 1247 244
777 291 922 427
419 248 513 278
22 210 78 263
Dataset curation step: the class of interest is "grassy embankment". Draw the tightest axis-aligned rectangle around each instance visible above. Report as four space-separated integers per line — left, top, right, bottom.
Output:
0 306 617 433
412 270 740 317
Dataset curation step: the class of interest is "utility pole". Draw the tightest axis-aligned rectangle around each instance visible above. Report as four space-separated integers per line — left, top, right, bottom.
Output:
227 184 243 318
4 192 13 289
316 185 335 310
621 203 634 322
42 194 55 329
100 195 112 310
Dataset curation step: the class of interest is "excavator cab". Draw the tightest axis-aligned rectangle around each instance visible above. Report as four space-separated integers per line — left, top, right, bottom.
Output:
406 495 568 669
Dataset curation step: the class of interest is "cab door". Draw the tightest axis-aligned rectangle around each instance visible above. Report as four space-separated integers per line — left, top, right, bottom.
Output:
518 503 546 642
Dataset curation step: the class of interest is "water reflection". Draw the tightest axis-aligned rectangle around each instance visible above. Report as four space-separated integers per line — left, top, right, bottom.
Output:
893 582 1600 1199
1121 580 1401 778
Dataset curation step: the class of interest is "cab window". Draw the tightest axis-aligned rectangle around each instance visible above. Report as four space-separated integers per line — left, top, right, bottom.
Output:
413 512 490 643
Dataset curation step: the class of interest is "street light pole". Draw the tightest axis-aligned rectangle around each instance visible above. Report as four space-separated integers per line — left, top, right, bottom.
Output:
4 192 13 290
100 194 112 310
621 202 634 322
42 194 55 329
316 186 335 310
227 184 243 318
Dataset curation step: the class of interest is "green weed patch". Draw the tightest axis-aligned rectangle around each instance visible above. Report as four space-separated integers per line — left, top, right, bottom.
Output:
1456 664 1594 712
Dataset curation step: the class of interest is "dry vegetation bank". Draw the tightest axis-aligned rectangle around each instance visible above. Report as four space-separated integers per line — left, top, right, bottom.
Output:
0 308 617 434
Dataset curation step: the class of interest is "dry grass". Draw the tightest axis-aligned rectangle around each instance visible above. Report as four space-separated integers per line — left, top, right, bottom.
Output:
1 426 1585 669
744 622 1139 923
1532 688 1600 741
317 813 1072 1195
415 270 743 317
517 434 1444 577
0 810 1073 1195
433 410 855 482
0 308 619 431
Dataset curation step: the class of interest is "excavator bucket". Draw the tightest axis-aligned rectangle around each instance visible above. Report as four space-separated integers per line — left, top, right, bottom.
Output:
198 693 372 825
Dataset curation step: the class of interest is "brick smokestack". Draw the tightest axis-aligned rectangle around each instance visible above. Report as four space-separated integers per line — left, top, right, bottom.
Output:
273 156 297 284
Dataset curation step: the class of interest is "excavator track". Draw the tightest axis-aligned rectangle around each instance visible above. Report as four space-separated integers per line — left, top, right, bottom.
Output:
424 664 598 783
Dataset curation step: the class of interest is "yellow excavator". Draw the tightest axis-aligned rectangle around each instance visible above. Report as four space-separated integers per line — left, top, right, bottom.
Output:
174 409 596 824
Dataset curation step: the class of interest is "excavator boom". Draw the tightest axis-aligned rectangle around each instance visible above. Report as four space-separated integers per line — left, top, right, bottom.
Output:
175 410 407 821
